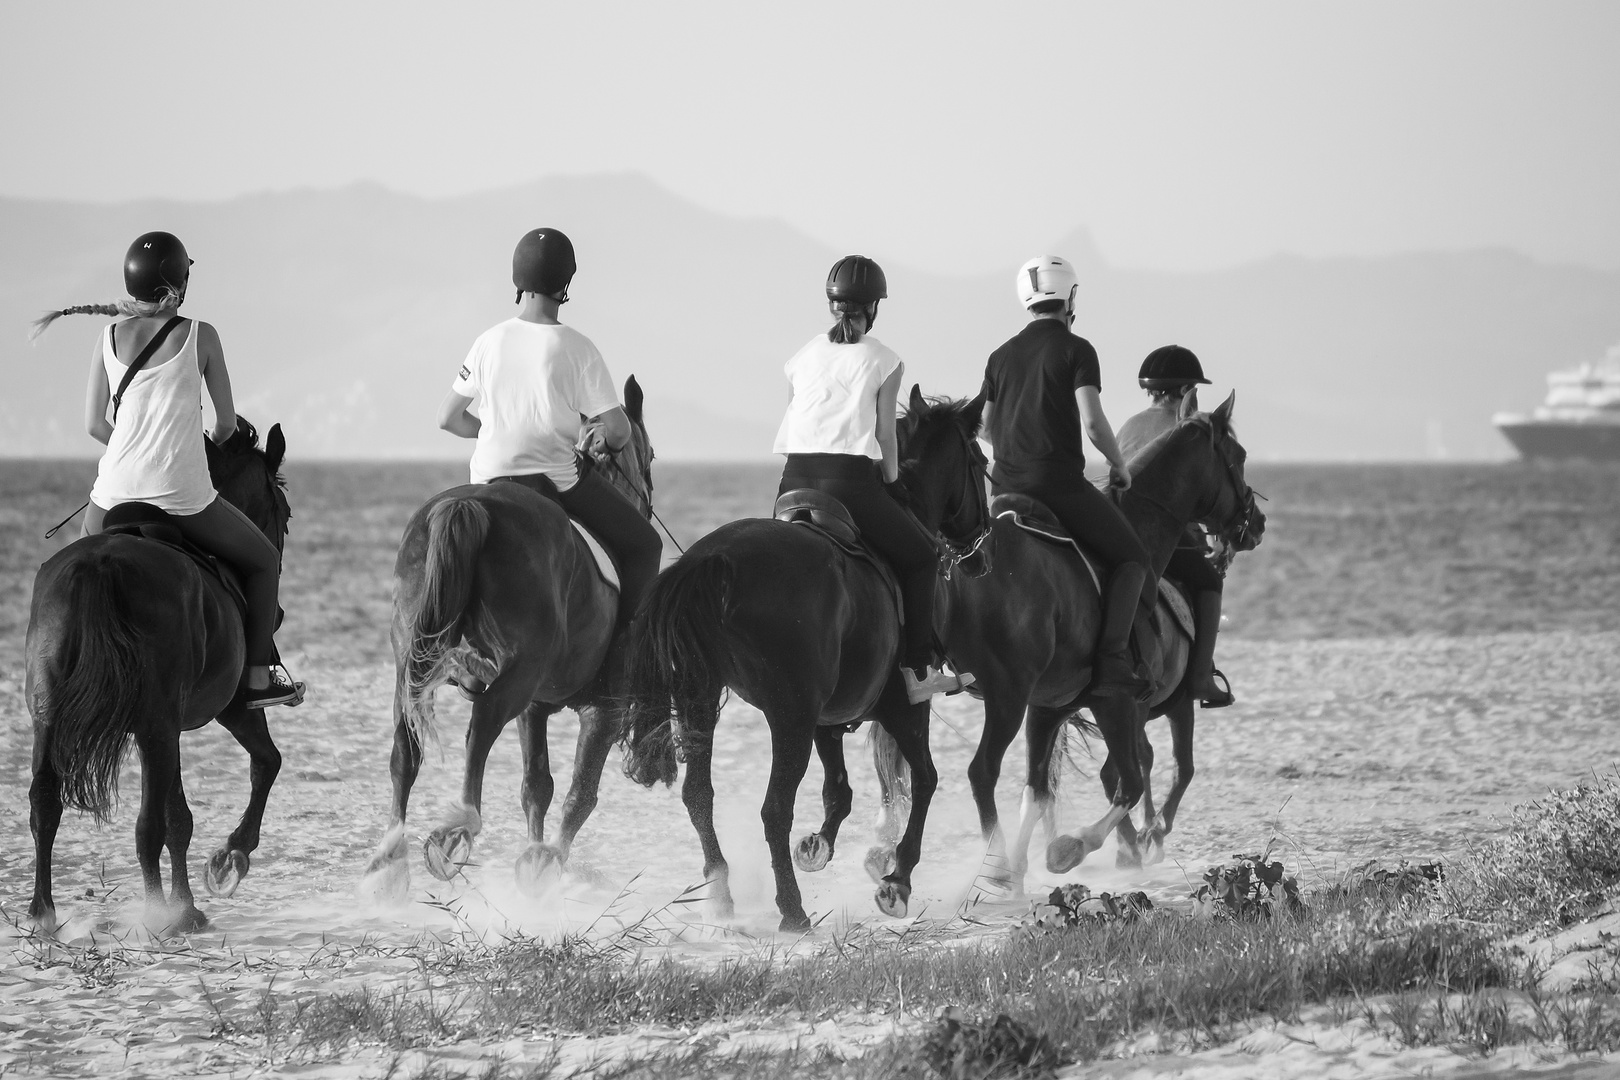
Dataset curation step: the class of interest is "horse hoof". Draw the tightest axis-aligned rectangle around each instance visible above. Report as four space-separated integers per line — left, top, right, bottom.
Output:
28 905 58 937
515 844 565 897
203 848 250 898
1115 845 1143 871
864 845 898 884
779 910 813 933
359 856 411 908
794 834 833 873
875 880 910 919
1046 834 1094 874
163 905 209 935
423 827 474 881
1143 830 1167 865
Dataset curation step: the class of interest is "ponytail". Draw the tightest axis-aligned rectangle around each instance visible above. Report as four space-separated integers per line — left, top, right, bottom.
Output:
29 288 183 341
827 300 878 345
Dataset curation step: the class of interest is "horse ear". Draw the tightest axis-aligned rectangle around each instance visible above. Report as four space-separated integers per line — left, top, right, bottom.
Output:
1212 391 1235 426
961 388 988 435
266 423 286 475
1178 389 1199 421
623 375 644 425
908 383 926 414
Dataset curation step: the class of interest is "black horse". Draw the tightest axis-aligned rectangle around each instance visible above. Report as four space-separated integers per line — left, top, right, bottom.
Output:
926 392 1263 886
620 387 989 931
27 419 292 934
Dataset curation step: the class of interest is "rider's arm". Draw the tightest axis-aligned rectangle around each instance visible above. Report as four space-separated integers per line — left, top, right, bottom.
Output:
196 322 238 444
84 334 113 445
978 401 994 448
875 361 904 485
1077 385 1131 491
438 390 481 439
586 405 632 454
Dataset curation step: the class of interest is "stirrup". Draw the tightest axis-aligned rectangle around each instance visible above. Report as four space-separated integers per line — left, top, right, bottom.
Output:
244 666 305 709
1200 668 1234 709
902 664 975 704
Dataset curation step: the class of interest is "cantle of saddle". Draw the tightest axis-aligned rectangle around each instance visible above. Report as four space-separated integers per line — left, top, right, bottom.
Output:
99 502 254 625
773 489 861 547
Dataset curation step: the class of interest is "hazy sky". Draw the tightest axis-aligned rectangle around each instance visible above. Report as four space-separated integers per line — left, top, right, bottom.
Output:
3 1 1618 274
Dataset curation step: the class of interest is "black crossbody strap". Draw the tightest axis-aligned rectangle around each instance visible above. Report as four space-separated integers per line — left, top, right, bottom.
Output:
111 315 186 423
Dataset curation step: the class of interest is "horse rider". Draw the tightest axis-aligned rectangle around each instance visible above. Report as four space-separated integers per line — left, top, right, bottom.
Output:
772 255 974 704
438 227 661 682
34 232 303 709
978 255 1155 699
1115 345 1236 708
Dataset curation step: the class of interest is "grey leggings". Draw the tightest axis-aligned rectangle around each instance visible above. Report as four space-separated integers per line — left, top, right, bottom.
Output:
86 496 281 667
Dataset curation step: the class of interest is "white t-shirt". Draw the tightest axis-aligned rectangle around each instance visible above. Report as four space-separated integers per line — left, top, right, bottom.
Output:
771 334 903 459
451 318 621 489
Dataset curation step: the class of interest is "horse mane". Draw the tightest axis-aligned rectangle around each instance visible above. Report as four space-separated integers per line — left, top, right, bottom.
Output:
905 393 981 432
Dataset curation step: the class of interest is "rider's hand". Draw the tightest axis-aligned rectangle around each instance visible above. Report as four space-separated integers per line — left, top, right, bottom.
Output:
585 430 611 459
1108 464 1132 492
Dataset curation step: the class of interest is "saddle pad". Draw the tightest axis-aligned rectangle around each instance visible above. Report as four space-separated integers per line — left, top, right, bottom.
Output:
1158 578 1196 640
995 509 1103 594
570 521 620 591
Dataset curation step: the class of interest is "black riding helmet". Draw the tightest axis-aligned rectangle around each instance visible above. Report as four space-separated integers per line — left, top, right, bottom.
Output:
513 228 576 302
124 232 193 302
826 254 886 331
1139 344 1211 391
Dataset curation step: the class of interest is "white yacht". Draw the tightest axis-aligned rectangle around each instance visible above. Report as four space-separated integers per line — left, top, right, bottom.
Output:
1493 344 1620 460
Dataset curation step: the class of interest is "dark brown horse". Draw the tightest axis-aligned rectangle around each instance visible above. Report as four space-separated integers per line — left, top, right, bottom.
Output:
929 392 1263 889
27 419 292 934
620 386 989 932
360 377 654 903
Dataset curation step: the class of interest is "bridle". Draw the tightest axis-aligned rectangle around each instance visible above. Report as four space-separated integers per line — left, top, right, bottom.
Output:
1120 417 1263 574
901 407 994 580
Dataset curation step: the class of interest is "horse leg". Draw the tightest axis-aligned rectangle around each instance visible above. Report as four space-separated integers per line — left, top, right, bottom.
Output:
28 745 63 933
967 689 1029 892
794 726 853 874
680 711 734 920
424 686 523 881
1145 698 1196 864
163 768 207 933
1113 724 1152 870
361 691 424 905
1048 699 1144 873
205 704 281 899
870 694 938 920
513 701 560 895
133 730 179 932
550 701 617 867
760 710 818 932
1007 705 1069 885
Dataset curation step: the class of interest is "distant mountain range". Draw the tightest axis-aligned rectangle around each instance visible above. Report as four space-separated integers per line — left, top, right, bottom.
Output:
4 174 1620 461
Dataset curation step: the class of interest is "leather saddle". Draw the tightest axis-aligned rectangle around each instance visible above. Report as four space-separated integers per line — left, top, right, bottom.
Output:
773 489 903 624
100 502 251 625
989 493 1193 641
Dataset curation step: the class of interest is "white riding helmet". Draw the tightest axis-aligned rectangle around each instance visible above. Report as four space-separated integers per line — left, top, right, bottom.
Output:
1016 255 1079 312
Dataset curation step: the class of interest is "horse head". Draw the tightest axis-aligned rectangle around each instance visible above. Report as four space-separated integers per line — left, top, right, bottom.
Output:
1138 392 1264 572
896 384 992 566
582 374 655 519
204 416 291 553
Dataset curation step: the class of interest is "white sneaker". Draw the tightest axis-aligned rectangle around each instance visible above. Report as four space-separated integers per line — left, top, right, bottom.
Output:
903 664 976 704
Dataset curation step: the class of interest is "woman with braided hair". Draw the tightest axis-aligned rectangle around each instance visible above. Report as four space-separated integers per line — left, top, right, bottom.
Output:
33 232 302 709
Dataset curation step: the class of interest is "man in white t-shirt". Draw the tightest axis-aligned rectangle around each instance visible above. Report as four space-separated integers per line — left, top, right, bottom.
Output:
438 228 661 656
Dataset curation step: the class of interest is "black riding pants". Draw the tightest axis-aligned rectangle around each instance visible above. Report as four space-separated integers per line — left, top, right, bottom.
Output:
780 453 938 671
994 474 1156 611
496 470 662 630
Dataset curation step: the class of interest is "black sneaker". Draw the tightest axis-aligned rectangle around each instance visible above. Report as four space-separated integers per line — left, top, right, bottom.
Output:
244 667 305 709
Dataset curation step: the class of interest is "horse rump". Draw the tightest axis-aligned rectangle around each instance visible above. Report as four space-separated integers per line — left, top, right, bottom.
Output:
31 554 149 822
620 551 733 787
399 495 498 744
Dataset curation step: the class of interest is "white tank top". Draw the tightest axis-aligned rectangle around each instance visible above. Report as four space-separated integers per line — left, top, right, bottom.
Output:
772 334 903 459
90 320 217 515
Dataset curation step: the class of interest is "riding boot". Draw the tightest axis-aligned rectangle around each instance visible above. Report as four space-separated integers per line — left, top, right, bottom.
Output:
1092 563 1150 699
1190 589 1234 708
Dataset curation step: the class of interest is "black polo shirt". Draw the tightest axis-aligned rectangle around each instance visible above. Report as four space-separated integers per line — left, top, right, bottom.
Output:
981 319 1101 490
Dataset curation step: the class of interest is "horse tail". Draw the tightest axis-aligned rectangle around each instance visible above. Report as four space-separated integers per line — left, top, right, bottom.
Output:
620 551 732 787
400 496 492 746
35 555 148 822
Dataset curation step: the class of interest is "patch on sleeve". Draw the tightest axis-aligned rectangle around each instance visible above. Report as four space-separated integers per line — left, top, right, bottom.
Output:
458 365 471 382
